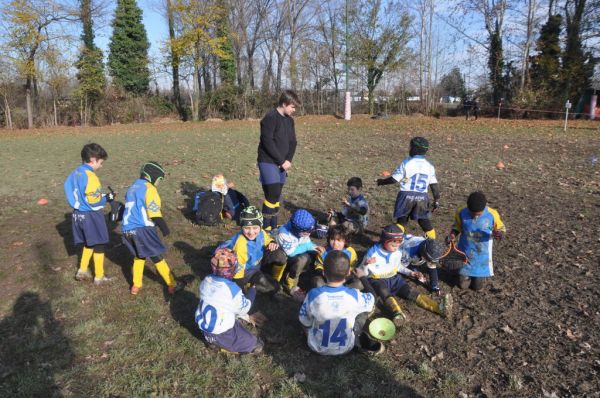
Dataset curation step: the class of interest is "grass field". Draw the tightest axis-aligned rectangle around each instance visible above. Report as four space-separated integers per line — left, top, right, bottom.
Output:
0 115 599 397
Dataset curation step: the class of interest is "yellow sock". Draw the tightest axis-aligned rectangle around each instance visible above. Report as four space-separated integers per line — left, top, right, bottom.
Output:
271 263 286 282
284 276 297 290
79 247 94 272
415 293 441 315
155 260 176 287
425 229 436 239
132 257 145 288
93 253 105 279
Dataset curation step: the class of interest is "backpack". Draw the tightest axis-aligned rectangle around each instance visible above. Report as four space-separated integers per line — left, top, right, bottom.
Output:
194 191 224 226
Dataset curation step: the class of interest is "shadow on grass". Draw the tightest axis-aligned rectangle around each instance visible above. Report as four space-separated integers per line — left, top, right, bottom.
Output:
0 292 76 397
283 200 330 224
172 241 214 279
179 181 205 223
253 292 423 397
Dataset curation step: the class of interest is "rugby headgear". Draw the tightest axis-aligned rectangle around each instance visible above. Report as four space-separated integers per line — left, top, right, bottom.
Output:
409 136 429 156
140 161 165 185
380 224 404 246
290 209 316 234
418 239 446 262
467 191 487 212
240 206 263 227
211 248 240 279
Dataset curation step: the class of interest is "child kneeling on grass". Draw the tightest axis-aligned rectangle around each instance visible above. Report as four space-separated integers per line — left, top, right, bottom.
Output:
122 162 183 295
328 177 369 235
359 224 452 326
446 191 506 291
299 250 383 356
196 248 264 354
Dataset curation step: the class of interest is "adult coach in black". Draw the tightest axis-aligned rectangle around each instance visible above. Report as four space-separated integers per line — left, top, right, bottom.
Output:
257 90 301 230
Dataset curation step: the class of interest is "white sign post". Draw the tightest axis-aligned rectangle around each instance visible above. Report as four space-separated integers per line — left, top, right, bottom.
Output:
564 100 571 132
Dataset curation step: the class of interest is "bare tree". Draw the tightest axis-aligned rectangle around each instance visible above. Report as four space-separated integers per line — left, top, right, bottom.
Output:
315 0 343 113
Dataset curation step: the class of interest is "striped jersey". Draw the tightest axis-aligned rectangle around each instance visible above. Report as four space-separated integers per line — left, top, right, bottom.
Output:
299 285 374 355
276 222 316 256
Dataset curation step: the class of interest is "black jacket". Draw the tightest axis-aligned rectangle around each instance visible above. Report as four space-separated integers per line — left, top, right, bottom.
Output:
257 108 297 165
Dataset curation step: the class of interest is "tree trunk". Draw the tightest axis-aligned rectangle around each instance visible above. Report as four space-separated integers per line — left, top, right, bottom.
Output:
520 0 537 90
166 0 186 121
25 81 33 129
247 53 255 89
3 96 13 129
194 63 201 121
53 97 58 126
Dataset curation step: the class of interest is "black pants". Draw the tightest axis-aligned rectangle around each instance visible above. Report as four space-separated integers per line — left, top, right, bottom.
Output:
233 249 287 294
458 275 486 291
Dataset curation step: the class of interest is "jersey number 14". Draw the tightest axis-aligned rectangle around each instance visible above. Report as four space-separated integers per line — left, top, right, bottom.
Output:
319 319 348 347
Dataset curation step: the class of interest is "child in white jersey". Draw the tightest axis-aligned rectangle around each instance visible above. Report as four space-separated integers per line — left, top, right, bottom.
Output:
359 224 452 326
195 248 264 354
377 137 440 240
299 250 382 356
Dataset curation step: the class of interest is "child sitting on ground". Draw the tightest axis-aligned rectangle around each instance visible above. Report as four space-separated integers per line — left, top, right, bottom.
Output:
217 206 286 297
272 209 319 297
122 162 183 295
196 248 264 354
64 143 115 285
299 250 382 356
328 177 369 235
193 174 249 224
359 224 452 326
376 137 440 239
310 225 361 290
446 191 506 291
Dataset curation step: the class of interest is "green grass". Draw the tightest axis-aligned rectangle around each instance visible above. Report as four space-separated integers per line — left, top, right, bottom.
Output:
0 116 598 397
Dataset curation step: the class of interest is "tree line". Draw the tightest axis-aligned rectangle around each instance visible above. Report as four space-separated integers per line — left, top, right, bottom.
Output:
0 0 597 129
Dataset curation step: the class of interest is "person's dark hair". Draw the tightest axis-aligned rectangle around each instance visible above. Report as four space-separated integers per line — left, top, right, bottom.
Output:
323 250 350 283
347 177 363 190
467 191 487 212
81 143 108 163
327 224 348 243
278 90 301 107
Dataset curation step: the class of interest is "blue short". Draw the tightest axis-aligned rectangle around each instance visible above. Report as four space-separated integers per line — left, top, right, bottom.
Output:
393 191 431 220
203 320 258 353
369 274 406 296
258 162 286 185
122 226 166 259
72 210 109 247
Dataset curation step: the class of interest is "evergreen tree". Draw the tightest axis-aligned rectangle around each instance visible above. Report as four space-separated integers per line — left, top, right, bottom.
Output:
439 67 466 98
108 0 150 95
75 0 105 103
562 0 594 104
216 0 236 86
530 14 562 96
488 21 505 106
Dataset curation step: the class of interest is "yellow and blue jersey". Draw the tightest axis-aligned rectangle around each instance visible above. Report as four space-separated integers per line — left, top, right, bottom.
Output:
218 230 274 279
122 179 163 232
64 164 106 211
454 206 506 277
359 244 413 279
315 246 358 272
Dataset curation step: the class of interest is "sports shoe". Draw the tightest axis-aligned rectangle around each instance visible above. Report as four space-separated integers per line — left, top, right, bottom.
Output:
439 293 453 319
75 269 92 281
167 281 185 295
130 286 141 295
358 332 386 356
430 285 441 295
93 276 114 285
392 311 407 327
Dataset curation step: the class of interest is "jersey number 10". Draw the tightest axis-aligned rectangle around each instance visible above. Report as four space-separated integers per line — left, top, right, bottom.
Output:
319 319 348 347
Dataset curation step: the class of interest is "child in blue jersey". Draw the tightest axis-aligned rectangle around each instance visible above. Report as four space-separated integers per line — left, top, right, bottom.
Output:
196 248 264 354
359 224 452 326
217 206 285 297
64 143 115 285
310 225 360 290
299 250 382 356
328 177 369 235
122 162 182 295
401 235 447 294
377 137 440 240
446 191 506 291
272 209 320 297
